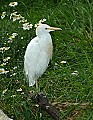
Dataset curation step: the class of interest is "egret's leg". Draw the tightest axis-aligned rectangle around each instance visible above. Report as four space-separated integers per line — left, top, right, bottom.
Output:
36 80 38 89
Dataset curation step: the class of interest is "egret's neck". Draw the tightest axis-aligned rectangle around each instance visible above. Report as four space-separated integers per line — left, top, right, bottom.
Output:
36 33 52 41
36 32 50 38
37 33 52 46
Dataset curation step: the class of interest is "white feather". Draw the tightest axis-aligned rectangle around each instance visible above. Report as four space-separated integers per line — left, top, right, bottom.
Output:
24 33 52 86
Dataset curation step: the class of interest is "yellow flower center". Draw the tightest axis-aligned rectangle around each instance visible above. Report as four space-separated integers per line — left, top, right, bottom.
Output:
2 13 4 16
0 69 4 73
11 2 15 5
9 36 13 38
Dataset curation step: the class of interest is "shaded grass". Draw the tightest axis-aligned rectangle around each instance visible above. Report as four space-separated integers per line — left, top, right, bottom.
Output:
0 0 93 119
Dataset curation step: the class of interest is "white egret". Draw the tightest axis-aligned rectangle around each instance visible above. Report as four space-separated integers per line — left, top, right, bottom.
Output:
24 23 61 88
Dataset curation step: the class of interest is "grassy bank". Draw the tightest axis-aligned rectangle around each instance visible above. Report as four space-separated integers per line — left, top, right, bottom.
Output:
0 0 93 119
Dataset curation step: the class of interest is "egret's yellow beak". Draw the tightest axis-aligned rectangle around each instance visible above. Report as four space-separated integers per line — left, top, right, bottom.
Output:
46 27 62 31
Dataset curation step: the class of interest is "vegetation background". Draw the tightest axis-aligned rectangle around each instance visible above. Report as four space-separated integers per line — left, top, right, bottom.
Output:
0 0 93 119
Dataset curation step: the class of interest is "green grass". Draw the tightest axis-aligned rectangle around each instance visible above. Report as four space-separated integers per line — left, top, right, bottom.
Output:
0 0 93 119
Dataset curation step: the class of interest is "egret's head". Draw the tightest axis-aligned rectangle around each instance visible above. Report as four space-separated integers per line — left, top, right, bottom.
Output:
36 23 62 36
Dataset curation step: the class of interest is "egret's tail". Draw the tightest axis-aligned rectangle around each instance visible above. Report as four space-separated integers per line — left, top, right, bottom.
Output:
24 70 36 87
24 62 36 87
28 72 36 87
29 77 36 87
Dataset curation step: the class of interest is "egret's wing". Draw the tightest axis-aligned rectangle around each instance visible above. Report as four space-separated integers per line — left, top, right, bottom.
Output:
24 37 40 86
24 37 51 86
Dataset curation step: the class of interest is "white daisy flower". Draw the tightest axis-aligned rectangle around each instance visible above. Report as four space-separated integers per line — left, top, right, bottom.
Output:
10 73 17 77
34 23 39 28
4 47 10 51
27 24 33 30
71 71 78 75
0 68 5 74
13 14 22 21
10 12 17 19
19 19 27 23
21 37 24 39
8 33 18 41
8 35 15 40
12 33 18 37
17 88 22 92
39 18 46 23
13 66 17 69
0 47 5 52
55 62 58 66
11 95 16 98
9 2 18 7
43 18 46 22
1 12 6 19
0 47 10 52
12 73 17 76
22 23 33 30
22 23 29 30
3 57 10 62
0 63 7 66
21 92 24 95
60 61 67 64
2 88 8 95
10 12 22 21
35 19 46 28
0 68 9 74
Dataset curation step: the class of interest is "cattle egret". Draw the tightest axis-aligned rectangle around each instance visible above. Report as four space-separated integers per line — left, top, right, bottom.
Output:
24 23 61 88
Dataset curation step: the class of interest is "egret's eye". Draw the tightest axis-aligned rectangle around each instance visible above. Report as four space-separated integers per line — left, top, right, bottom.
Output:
45 28 48 30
